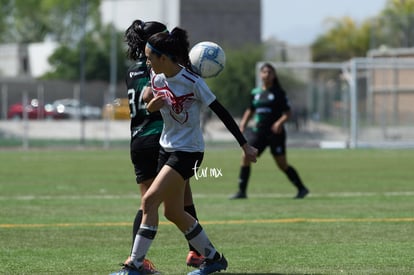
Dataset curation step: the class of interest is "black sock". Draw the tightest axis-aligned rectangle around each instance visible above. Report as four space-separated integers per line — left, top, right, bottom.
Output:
184 204 201 255
131 209 143 253
238 166 251 193
285 166 305 190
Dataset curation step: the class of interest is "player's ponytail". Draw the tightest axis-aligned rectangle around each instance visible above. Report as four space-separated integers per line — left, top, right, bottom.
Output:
147 27 189 63
169 28 191 68
125 20 167 60
147 27 196 73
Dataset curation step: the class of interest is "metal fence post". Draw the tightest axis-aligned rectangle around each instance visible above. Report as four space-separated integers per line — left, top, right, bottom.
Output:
1 84 7 120
22 91 29 149
349 59 358 149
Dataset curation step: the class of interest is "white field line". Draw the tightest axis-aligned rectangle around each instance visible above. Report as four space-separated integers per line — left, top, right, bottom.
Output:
0 191 414 201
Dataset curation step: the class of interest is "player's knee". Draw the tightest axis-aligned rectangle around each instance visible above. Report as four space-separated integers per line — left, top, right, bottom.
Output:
163 208 181 223
141 193 161 214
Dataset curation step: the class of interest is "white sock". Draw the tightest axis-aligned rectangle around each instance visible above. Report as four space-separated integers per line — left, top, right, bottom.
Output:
130 224 157 267
185 221 217 259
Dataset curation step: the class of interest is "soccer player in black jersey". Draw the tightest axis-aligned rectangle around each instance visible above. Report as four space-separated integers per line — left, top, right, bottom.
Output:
230 62 309 199
114 20 204 274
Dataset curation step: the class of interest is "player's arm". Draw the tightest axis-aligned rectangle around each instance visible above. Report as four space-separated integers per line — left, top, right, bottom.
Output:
239 93 255 133
271 110 290 134
239 108 253 133
146 93 165 113
209 99 257 163
142 86 153 103
271 91 291 133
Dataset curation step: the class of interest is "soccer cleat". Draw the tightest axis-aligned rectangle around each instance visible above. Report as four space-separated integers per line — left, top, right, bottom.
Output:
186 250 205 268
110 259 160 275
229 191 247 199
109 262 144 275
187 254 228 275
294 187 309 199
142 259 160 274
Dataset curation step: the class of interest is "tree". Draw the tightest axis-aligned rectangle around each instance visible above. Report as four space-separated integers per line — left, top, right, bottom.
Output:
311 17 371 62
0 0 101 43
206 44 264 116
0 0 13 42
42 24 126 82
376 0 414 48
311 0 414 62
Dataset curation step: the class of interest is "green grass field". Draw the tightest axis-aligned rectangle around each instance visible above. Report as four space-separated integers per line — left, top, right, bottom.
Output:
1 147 413 274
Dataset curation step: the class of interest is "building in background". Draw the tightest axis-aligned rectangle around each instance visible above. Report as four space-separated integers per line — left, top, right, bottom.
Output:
366 47 414 125
100 0 180 32
0 42 58 79
180 0 261 47
101 0 261 48
0 44 30 78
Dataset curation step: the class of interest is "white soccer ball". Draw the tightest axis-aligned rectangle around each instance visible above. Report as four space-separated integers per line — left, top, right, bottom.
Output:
189 41 226 78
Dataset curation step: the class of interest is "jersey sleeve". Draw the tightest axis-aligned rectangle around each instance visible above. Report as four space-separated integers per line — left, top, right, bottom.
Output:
280 89 291 112
194 78 216 106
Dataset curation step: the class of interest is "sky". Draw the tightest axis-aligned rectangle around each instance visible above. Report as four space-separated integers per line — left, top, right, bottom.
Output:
262 0 388 45
102 0 388 46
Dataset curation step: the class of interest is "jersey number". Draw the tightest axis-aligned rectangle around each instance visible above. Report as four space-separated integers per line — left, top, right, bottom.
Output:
127 88 147 118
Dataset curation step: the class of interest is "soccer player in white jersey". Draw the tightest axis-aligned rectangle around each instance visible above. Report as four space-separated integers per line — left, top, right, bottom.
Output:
112 27 258 275
111 20 206 275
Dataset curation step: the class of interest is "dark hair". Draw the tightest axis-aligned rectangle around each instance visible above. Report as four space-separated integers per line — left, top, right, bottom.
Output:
260 62 284 91
124 20 167 60
147 27 191 68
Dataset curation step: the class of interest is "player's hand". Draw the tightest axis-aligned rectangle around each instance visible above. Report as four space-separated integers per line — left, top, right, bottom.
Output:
142 87 154 103
147 94 165 112
271 121 283 134
242 143 258 163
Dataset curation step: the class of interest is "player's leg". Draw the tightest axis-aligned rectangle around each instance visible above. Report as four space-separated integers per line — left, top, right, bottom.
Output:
112 164 170 275
231 154 251 199
127 150 193 270
120 178 159 274
119 136 161 274
183 180 205 267
128 166 202 269
127 166 170 270
130 179 151 253
157 167 227 274
230 131 265 199
129 134 160 241
160 151 228 275
157 167 227 275
270 132 309 199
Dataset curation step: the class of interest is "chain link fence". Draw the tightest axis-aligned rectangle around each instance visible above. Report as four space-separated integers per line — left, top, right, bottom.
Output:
0 79 129 148
2 57 414 149
261 57 414 149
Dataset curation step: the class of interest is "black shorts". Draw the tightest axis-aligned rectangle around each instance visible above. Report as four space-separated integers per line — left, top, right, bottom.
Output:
246 128 286 157
130 133 161 183
157 148 204 180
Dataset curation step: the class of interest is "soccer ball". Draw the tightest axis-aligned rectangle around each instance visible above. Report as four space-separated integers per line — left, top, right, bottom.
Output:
189 41 226 78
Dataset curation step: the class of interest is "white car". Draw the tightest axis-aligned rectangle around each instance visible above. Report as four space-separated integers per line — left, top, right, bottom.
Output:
52 98 101 120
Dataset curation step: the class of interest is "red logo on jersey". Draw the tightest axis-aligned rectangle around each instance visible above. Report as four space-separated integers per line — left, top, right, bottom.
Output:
152 76 194 124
